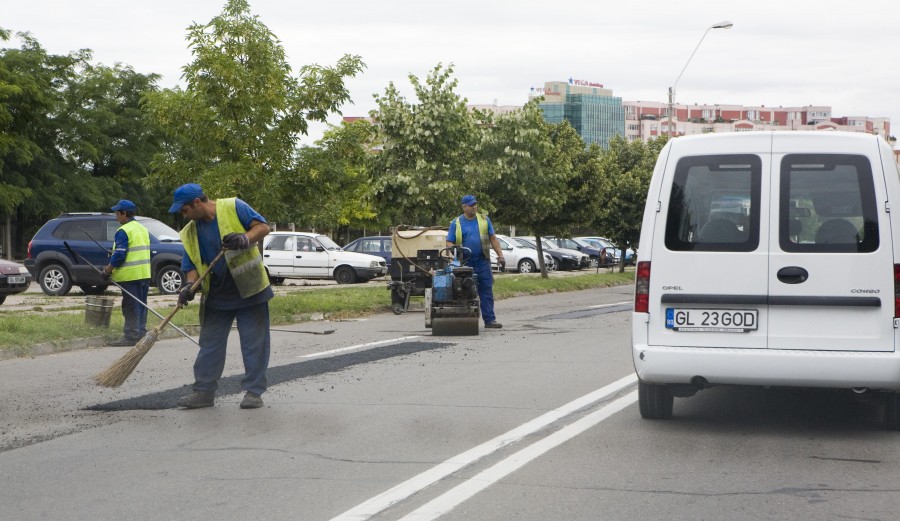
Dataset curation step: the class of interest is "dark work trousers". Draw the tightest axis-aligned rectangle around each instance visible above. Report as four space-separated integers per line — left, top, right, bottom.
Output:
192 301 271 396
119 279 149 341
471 257 496 324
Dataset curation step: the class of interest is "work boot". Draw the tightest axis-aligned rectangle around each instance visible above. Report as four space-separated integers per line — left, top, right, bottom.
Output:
177 391 215 409
107 337 139 347
485 322 503 329
240 392 264 409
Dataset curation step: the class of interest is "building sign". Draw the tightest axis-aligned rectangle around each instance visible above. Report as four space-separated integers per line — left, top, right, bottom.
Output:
530 87 561 96
568 78 604 88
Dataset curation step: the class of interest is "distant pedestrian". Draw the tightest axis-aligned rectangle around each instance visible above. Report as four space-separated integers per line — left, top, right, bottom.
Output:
446 194 505 329
104 200 151 347
169 183 273 409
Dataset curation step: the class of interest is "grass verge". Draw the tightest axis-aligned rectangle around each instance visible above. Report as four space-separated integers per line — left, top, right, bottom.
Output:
0 270 634 357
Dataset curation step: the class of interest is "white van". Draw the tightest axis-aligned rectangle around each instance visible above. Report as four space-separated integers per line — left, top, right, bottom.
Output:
632 131 900 429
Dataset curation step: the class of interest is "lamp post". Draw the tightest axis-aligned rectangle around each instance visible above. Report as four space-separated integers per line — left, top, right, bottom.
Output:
668 21 733 138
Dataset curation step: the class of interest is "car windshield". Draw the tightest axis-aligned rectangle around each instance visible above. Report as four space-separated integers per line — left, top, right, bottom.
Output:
138 218 181 242
571 238 592 248
315 235 342 251
513 238 535 249
540 240 557 250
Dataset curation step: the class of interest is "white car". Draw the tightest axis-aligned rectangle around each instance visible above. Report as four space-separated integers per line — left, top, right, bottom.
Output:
263 232 387 284
496 234 554 273
513 236 589 271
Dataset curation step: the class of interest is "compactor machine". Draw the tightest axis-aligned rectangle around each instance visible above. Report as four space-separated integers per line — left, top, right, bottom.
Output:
388 226 480 336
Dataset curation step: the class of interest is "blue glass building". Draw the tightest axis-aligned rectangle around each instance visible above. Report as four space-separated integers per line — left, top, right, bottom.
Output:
535 80 625 149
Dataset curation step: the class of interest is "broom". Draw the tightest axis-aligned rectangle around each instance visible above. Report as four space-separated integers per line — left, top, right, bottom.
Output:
94 249 226 387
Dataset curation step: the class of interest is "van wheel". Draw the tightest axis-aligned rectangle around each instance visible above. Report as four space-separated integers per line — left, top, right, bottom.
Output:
638 381 674 419
885 392 900 430
39 264 72 296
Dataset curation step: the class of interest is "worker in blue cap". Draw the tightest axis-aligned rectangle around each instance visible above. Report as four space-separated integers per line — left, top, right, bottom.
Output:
104 199 151 346
446 194 506 329
168 183 273 410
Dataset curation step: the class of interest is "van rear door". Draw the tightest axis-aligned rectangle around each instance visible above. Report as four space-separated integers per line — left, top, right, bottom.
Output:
768 135 893 352
647 135 771 349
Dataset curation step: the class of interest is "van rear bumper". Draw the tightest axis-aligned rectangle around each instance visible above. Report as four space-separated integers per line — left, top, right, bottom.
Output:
633 344 900 391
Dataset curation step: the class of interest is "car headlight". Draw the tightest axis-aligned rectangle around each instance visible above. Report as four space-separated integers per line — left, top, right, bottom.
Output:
370 261 380 268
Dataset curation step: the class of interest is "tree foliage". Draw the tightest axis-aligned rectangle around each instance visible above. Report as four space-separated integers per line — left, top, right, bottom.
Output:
143 0 364 222
594 134 667 271
371 63 482 226
290 120 379 230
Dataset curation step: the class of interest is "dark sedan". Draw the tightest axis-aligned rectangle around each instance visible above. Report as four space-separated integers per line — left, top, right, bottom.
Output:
0 258 33 305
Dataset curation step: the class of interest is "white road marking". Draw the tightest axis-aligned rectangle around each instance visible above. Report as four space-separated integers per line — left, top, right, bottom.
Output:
329 373 638 521
399 391 639 521
300 336 422 359
588 300 632 309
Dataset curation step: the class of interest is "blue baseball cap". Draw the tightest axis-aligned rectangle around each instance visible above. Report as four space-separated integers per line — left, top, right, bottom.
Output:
110 199 136 212
461 195 477 206
168 183 205 213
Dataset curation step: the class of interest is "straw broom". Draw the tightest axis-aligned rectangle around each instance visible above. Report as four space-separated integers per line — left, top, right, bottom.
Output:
94 249 226 387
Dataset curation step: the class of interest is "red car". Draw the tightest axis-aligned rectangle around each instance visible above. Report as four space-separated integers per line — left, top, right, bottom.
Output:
0 258 33 305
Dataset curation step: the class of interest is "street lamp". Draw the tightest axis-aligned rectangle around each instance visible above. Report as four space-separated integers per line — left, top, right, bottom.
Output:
667 21 733 138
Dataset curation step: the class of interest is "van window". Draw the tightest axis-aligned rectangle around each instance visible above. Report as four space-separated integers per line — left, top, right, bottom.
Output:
664 155 762 252
779 154 878 253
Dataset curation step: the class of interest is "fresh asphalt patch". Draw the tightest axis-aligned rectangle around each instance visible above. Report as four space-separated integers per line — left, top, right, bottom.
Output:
536 303 631 321
86 340 454 411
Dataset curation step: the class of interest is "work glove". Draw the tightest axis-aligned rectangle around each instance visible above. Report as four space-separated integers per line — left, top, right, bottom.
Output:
222 232 250 250
178 285 196 307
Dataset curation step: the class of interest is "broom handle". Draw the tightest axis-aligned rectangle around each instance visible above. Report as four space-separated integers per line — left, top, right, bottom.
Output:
167 249 228 327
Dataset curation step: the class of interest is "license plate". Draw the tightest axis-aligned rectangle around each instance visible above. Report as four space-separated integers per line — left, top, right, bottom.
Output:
666 308 758 333
7 275 25 284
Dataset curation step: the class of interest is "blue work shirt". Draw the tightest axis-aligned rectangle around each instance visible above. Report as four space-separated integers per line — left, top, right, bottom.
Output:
109 229 130 268
180 199 273 309
447 214 495 263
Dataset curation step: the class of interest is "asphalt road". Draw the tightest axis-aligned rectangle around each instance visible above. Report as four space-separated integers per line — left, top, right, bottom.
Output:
2 284 899 521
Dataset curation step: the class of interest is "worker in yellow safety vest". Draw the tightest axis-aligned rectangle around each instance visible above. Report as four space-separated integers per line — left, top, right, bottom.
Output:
446 194 507 329
168 183 273 410
103 199 151 347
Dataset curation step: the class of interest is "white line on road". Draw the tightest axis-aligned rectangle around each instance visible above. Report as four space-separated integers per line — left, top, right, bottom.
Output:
588 300 632 309
399 390 639 521
300 336 422 359
329 373 638 521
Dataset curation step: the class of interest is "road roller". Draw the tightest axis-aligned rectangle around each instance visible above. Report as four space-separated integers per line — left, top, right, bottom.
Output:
427 247 480 336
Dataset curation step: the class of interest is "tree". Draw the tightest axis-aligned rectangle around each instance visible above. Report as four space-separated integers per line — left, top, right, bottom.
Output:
143 0 364 222
289 120 379 231
371 63 482 226
594 134 668 271
480 101 583 276
0 31 75 218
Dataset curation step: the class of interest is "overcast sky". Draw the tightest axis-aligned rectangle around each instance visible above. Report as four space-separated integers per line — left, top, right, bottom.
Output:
5 1 899 145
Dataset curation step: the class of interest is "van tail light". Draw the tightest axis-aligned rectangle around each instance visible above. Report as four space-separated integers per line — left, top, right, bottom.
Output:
26 240 33 259
895 264 900 318
635 261 651 313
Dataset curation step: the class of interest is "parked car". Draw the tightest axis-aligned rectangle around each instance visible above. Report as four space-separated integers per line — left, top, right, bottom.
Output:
25 213 185 296
496 234 554 273
343 236 392 269
512 237 587 270
0 258 32 304
578 236 636 265
546 237 606 268
263 232 387 284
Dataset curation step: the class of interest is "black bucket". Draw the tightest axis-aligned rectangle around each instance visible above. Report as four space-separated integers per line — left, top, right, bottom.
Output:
85 296 115 327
